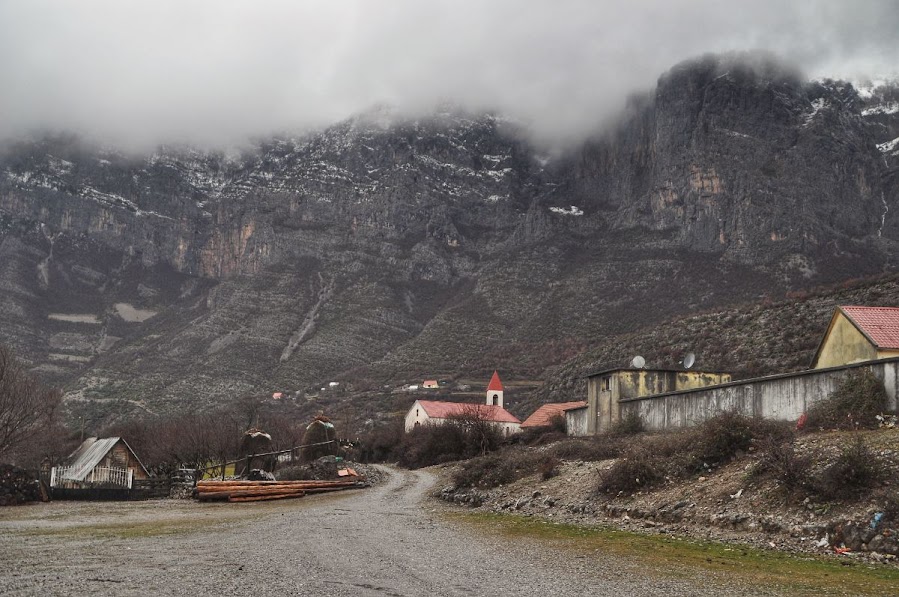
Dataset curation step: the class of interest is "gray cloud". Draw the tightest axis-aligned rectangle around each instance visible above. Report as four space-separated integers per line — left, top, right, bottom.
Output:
1 0 897 149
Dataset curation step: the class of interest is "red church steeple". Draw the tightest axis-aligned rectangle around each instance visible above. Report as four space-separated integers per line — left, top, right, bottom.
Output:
487 370 503 391
486 370 505 407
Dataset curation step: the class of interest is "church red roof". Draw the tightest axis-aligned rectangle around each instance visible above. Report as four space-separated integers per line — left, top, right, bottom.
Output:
487 370 504 391
416 400 520 424
521 401 588 428
840 306 899 349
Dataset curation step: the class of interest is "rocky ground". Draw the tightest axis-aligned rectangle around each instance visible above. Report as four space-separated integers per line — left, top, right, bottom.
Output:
435 429 899 566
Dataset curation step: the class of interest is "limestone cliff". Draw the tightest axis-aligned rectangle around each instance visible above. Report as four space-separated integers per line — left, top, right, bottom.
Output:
0 54 897 426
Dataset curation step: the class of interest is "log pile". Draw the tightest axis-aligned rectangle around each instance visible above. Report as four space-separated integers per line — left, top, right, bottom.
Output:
194 479 365 503
0 464 40 506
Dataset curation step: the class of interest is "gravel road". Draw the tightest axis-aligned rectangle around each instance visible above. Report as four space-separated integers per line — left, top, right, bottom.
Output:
0 466 781 596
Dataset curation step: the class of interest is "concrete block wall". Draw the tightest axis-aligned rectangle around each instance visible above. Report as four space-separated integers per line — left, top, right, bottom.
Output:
617 359 899 432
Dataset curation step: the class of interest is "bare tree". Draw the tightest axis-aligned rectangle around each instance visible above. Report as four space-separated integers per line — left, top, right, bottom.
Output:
0 346 62 462
449 404 502 456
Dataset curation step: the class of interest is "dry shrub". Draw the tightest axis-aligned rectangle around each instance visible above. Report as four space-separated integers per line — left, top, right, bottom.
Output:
524 430 568 446
546 413 568 434
598 445 663 494
610 411 644 436
751 435 811 492
398 419 502 469
353 421 404 463
548 436 621 462
685 411 790 473
813 435 885 500
539 456 561 480
598 412 793 495
453 449 546 488
806 369 889 431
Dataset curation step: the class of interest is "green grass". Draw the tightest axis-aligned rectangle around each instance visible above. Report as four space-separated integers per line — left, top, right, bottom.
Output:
449 512 899 596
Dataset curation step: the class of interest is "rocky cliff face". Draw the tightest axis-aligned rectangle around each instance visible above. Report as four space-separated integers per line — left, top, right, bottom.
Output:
1 54 897 426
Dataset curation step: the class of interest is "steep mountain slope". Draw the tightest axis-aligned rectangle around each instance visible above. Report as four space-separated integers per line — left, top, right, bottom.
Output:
0 53 897 427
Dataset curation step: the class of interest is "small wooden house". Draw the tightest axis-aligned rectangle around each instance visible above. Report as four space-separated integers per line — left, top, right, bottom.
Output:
51 437 149 490
811 306 899 369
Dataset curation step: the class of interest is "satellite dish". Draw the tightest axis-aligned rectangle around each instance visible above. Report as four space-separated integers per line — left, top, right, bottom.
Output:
631 355 646 369
683 352 696 369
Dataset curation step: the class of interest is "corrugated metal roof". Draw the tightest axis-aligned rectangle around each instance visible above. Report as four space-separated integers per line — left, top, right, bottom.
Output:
63 437 121 481
840 306 899 349
417 400 521 423
521 401 588 428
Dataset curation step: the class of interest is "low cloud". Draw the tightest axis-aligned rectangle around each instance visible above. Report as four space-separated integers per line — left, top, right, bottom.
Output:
1 1 897 149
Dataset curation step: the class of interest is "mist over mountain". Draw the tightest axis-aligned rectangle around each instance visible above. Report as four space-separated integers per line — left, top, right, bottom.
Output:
2 1 898 149
1 51 898 429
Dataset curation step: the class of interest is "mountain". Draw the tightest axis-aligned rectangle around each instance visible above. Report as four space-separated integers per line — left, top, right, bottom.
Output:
1 53 898 428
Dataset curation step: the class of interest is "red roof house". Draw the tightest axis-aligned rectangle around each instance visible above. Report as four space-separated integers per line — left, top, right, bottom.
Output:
812 306 899 369
521 401 588 428
404 399 521 435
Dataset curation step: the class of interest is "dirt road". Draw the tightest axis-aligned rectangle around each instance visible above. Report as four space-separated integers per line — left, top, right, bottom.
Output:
1 467 778 596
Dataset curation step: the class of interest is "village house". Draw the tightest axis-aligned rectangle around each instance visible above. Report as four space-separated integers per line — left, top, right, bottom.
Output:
50 436 150 490
404 371 521 435
521 401 587 430
811 306 899 369
569 306 899 436
422 380 439 389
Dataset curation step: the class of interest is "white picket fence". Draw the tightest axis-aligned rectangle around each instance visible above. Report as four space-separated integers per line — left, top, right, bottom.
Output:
50 466 134 489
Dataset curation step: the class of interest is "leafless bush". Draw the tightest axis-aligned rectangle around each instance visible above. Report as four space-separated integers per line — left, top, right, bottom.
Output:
685 411 789 473
397 407 504 469
806 369 889 431
598 445 663 494
538 456 560 480
548 436 621 461
813 435 885 500
610 411 644 436
750 435 811 492
453 449 548 488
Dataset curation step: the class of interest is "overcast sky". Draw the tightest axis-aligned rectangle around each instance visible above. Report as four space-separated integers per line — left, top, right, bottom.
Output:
1 1 897 149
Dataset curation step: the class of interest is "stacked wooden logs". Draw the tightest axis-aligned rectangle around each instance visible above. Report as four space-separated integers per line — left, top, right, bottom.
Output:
0 464 40 506
194 479 364 503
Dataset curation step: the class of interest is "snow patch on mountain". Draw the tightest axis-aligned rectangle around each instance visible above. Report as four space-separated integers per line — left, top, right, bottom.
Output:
803 98 826 126
549 205 584 216
877 137 899 154
862 102 899 117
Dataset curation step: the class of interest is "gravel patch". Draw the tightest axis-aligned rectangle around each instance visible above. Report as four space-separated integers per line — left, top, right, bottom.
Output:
0 466 793 596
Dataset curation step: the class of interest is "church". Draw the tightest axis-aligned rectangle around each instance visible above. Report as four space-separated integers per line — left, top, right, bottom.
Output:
404 371 522 436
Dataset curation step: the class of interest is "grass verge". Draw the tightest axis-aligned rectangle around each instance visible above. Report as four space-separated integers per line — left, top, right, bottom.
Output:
446 512 899 596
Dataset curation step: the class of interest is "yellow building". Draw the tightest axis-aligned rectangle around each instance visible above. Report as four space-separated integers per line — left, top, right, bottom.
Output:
584 368 731 434
811 306 899 369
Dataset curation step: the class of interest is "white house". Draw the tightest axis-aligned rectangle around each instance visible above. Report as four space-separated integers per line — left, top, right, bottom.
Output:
404 371 521 436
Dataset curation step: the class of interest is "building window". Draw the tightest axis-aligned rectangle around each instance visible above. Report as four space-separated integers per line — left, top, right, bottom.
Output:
602 376 612 391
416 408 419 417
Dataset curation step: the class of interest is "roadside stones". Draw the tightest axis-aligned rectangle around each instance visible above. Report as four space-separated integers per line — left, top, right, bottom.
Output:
830 520 899 555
